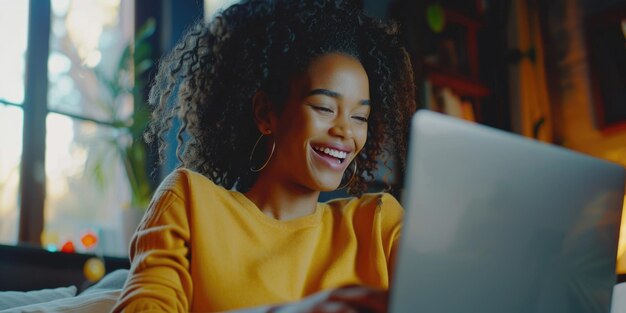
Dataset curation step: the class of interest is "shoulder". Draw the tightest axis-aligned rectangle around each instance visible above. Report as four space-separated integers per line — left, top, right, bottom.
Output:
325 193 404 225
138 168 226 230
157 168 224 199
326 192 403 212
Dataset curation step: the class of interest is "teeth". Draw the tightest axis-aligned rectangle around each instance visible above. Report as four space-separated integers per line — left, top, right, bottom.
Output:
314 146 347 159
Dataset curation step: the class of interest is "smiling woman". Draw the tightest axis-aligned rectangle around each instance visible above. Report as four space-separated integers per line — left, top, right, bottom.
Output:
247 53 371 199
113 1 416 312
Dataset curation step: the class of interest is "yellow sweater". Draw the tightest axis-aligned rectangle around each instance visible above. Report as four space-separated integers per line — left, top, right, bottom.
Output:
113 168 403 312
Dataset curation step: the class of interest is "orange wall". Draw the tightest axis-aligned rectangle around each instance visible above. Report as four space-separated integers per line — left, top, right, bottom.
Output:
542 0 626 272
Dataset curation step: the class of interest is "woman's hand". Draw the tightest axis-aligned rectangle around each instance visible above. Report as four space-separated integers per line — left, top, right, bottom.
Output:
270 285 389 313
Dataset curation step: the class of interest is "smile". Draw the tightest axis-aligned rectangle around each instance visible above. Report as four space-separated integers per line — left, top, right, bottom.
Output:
311 145 349 166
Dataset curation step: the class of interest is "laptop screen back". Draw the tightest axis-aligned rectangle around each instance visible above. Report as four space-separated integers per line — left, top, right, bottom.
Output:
391 111 625 313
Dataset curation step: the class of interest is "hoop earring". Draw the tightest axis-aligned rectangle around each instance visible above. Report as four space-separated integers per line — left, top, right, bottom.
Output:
249 132 275 172
337 160 357 190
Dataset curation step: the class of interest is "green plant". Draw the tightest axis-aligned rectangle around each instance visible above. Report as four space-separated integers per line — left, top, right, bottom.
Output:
93 18 157 210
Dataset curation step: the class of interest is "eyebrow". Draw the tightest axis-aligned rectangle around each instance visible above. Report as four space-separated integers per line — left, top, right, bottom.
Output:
307 89 370 106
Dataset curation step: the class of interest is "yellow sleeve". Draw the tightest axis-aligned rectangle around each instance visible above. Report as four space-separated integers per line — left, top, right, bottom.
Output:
380 193 403 283
112 186 193 313
389 233 401 284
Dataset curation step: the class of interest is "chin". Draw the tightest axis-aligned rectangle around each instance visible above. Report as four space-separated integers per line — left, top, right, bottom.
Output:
313 178 343 192
319 185 339 192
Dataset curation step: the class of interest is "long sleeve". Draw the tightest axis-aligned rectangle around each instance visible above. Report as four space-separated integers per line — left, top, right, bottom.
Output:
381 194 403 283
113 187 193 313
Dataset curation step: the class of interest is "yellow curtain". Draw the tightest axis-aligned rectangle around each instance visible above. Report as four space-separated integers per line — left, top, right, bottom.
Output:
509 0 553 142
511 0 626 274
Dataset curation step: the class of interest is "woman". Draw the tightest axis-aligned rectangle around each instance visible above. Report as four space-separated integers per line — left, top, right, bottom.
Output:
113 0 415 312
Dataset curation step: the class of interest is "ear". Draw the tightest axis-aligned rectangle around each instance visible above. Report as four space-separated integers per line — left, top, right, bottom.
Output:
252 90 275 134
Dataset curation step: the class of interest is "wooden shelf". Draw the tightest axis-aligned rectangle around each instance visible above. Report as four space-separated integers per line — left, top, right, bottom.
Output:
444 9 484 29
424 64 490 98
390 0 510 129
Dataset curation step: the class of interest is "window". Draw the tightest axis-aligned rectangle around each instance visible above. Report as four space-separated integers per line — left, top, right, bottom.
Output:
0 106 24 244
204 0 239 19
0 0 29 245
1 0 137 256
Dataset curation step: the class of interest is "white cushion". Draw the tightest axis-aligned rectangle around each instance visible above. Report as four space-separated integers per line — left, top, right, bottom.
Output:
0 270 128 313
0 286 77 311
81 269 128 295
0 289 120 313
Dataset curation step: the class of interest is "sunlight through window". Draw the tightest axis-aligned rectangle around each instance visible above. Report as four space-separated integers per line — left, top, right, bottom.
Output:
43 0 135 256
0 0 28 245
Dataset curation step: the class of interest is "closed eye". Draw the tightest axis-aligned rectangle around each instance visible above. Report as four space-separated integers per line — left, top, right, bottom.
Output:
308 104 334 113
352 116 369 123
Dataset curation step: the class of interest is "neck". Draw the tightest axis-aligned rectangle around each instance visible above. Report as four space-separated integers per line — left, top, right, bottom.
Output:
244 172 320 221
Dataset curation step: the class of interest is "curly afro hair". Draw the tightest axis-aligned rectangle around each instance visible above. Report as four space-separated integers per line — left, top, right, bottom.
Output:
145 0 416 196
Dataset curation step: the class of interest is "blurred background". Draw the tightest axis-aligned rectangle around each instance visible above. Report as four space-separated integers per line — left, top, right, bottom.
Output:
0 0 624 272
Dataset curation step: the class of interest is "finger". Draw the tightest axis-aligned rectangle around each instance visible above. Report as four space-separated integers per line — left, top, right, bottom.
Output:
329 297 387 313
313 301 359 313
327 286 388 313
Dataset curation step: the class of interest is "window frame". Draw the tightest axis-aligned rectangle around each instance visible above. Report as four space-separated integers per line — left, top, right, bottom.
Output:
10 0 143 246
18 0 50 244
6 0 201 249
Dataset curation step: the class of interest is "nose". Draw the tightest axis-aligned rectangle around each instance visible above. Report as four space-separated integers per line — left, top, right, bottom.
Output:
329 114 353 139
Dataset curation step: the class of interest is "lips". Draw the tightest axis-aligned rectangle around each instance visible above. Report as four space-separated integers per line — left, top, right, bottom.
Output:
312 145 348 162
310 143 352 170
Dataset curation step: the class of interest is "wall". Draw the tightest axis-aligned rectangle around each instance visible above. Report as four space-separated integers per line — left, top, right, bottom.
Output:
542 0 626 272
543 0 626 165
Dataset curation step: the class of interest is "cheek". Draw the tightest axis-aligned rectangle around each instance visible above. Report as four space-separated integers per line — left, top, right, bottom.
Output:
355 126 368 152
276 114 318 150
298 112 327 137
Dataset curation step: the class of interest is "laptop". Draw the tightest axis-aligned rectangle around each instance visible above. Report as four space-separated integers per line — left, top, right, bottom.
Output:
390 110 625 313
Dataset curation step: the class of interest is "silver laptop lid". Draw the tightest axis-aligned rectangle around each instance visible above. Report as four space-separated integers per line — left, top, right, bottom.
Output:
391 110 625 313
